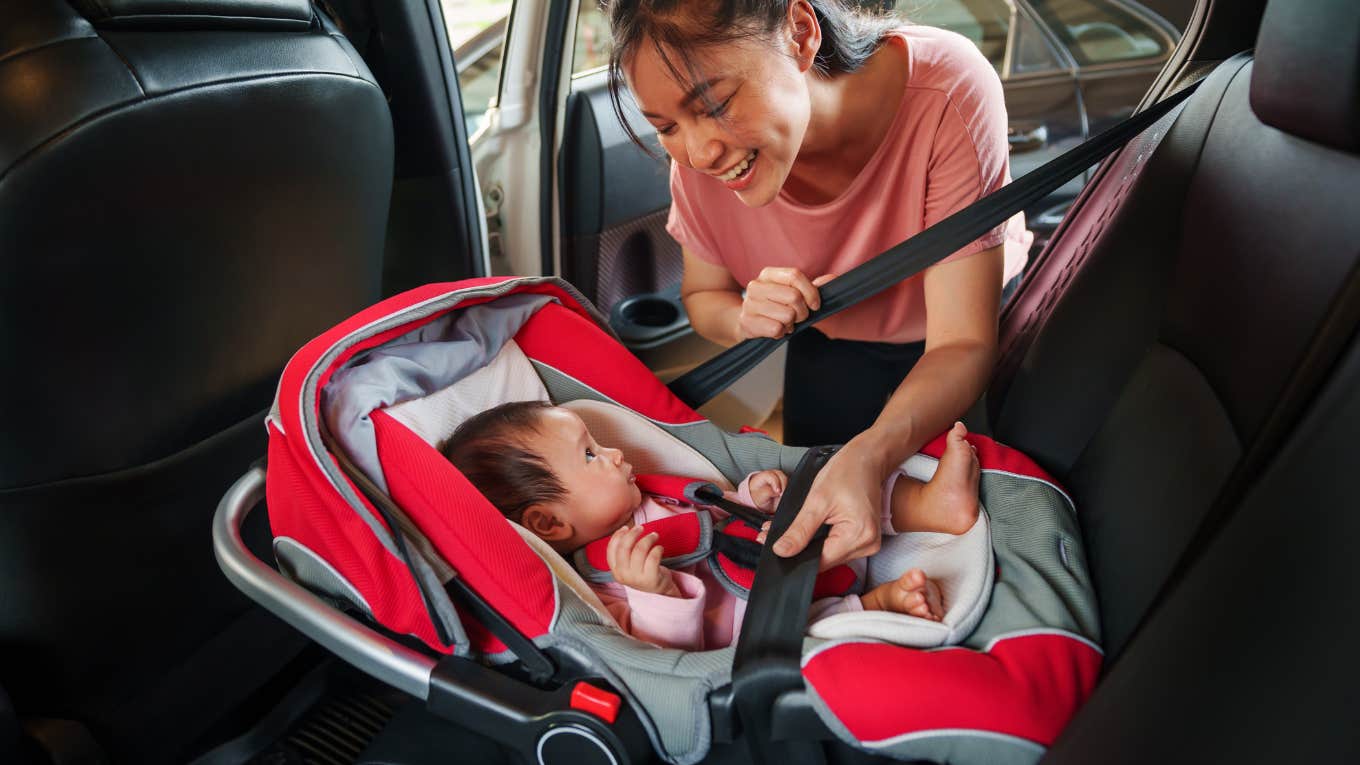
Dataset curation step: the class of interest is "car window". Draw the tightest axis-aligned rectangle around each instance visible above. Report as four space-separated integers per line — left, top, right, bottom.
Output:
896 0 1010 74
1011 7 1061 74
442 0 514 136
1031 0 1166 66
574 1 611 75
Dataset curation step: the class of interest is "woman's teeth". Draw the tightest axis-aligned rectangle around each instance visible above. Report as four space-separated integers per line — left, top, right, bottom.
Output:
719 151 757 182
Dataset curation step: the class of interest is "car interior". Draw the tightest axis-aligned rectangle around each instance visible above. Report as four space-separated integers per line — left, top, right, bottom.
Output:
1 0 1357 763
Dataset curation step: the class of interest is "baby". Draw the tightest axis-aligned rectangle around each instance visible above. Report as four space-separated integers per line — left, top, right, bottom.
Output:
442 401 981 650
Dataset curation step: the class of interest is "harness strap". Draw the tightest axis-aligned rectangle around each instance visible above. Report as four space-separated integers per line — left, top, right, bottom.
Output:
573 501 859 599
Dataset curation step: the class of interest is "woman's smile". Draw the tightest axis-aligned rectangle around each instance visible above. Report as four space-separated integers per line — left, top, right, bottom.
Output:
719 150 758 189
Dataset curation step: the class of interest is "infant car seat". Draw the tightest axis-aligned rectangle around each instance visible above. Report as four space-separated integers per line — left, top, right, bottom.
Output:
217 276 1098 764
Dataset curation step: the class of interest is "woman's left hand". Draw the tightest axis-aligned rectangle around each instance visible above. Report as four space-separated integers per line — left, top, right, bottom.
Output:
770 439 885 569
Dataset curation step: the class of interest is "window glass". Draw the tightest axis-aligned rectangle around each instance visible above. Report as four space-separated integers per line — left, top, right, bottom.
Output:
574 2 612 75
1031 0 1165 65
1011 10 1060 74
895 0 1010 74
441 0 514 135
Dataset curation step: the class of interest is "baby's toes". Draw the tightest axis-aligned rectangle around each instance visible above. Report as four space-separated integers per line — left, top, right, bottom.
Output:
901 568 927 590
905 594 935 620
923 580 945 620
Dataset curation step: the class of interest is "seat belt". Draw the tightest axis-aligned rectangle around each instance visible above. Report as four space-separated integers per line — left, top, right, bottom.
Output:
668 79 1203 409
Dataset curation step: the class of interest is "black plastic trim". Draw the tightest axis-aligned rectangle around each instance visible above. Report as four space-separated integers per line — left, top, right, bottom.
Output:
426 660 650 765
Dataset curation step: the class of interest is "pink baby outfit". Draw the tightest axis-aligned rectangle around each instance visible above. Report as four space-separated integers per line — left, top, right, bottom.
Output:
666 25 1030 344
587 474 903 651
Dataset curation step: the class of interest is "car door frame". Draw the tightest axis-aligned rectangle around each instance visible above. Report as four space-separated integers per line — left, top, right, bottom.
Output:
469 0 577 281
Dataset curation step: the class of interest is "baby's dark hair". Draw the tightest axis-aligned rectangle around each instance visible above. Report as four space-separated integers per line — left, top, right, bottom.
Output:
602 0 902 152
441 400 564 522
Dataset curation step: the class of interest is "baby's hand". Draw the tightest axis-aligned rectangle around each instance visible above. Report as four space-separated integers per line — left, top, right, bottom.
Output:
756 520 772 546
747 469 788 513
607 525 680 597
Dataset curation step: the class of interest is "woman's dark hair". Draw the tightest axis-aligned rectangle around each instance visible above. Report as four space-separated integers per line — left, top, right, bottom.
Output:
441 400 565 521
602 0 902 151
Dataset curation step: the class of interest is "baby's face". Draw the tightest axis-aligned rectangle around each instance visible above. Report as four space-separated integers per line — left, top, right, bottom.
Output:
534 407 643 545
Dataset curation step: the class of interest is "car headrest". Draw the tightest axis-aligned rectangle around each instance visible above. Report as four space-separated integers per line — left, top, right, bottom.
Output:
1249 0 1360 153
71 0 313 31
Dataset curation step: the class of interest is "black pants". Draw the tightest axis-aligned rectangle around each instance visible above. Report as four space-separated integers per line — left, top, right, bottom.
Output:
782 275 1022 446
782 328 926 447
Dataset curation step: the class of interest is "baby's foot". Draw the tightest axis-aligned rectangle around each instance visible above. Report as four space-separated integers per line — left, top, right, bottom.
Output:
863 568 945 621
919 422 981 534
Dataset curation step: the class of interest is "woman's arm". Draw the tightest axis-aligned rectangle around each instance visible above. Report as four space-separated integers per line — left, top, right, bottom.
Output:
680 248 745 346
772 244 1004 567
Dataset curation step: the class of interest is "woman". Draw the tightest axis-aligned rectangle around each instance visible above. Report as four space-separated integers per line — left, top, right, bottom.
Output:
605 0 1029 567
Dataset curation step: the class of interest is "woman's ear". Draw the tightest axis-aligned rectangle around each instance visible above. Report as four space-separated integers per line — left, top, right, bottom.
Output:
522 505 573 542
786 0 822 73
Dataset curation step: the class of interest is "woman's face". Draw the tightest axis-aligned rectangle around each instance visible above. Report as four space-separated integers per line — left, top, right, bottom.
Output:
625 23 816 208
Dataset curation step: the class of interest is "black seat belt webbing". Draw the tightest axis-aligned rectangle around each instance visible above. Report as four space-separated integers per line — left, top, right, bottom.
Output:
668 80 1202 409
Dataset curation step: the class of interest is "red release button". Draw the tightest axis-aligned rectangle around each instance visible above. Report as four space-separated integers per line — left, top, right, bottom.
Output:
570 681 622 724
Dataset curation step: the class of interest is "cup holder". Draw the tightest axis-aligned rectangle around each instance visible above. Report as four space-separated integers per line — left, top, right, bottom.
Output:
619 297 680 328
611 291 690 348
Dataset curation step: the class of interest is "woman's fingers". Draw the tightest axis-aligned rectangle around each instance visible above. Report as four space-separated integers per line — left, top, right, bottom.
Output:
746 281 813 325
736 310 791 340
735 269 836 340
771 499 830 560
772 451 883 569
819 513 881 569
746 292 800 325
756 267 822 311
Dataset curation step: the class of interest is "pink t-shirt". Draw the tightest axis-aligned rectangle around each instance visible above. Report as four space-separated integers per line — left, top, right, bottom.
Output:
666 25 1029 344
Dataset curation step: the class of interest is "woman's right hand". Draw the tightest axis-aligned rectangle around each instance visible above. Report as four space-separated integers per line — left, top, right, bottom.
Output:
736 267 835 340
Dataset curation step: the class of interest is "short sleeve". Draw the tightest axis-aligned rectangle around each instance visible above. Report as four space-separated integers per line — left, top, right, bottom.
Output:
923 43 1011 264
665 161 724 265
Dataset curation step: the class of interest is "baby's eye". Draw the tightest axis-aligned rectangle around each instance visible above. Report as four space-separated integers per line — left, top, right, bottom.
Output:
585 448 596 462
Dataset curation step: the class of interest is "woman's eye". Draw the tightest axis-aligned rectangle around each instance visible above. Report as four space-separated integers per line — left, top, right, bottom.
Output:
656 123 677 136
585 448 596 462
707 94 735 119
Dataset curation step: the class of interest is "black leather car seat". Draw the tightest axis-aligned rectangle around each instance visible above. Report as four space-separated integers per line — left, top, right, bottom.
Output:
0 1 392 761
990 0 1359 758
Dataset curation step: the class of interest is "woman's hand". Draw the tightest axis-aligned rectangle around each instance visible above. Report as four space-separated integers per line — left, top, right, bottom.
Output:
745 469 788 512
736 267 835 340
607 525 681 596
770 439 886 569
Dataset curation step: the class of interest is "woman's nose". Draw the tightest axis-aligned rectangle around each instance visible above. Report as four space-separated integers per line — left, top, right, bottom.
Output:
684 126 724 171
606 446 624 465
